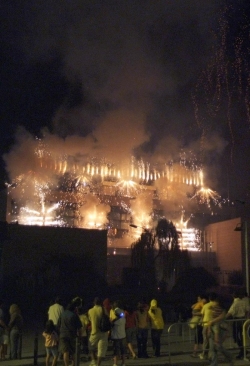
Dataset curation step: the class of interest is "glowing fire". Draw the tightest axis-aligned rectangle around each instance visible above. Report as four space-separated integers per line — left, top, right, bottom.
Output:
18 203 62 226
6 139 219 250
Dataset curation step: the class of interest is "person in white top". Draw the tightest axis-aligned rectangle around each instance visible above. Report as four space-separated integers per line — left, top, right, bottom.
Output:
110 301 126 366
226 288 249 360
48 297 64 329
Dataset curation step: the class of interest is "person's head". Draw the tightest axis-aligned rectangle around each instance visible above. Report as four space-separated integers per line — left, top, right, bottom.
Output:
137 301 146 313
150 299 158 309
112 300 122 310
103 298 110 307
71 296 82 308
236 287 246 299
93 297 102 306
55 296 62 305
200 294 209 304
44 320 55 334
124 304 135 314
9 304 20 315
209 292 218 302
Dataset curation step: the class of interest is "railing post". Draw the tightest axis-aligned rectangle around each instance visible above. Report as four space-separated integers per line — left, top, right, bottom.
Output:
18 332 22 359
33 331 38 366
75 337 80 366
243 319 250 361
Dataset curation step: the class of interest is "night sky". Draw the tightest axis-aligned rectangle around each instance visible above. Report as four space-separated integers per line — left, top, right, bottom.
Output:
1 0 250 207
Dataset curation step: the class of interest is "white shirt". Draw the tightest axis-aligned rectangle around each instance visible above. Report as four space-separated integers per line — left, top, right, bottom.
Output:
48 303 64 325
227 298 249 318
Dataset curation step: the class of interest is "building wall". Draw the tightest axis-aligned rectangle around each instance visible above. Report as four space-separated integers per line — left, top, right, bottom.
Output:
0 224 108 311
204 217 242 272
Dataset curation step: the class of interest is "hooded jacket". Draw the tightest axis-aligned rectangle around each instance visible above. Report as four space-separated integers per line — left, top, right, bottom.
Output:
148 300 164 330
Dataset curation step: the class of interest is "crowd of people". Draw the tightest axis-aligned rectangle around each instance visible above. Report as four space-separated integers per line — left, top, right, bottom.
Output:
189 288 249 366
44 296 165 366
1 288 248 366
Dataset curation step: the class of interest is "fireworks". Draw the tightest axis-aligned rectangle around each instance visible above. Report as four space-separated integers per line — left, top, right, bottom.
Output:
18 202 62 226
6 137 221 251
191 186 221 208
193 3 250 162
115 179 140 197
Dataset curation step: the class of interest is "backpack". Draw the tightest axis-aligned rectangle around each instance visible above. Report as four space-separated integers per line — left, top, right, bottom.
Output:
99 308 111 332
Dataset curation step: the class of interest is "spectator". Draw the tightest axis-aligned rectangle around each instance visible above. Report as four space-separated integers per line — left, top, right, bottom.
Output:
8 304 23 360
78 306 90 357
88 297 109 366
103 298 111 315
148 299 164 357
57 300 82 366
199 292 217 360
110 301 126 366
226 288 249 360
0 300 8 360
135 299 149 358
48 297 64 330
42 319 59 366
190 294 207 357
208 295 233 366
124 304 137 359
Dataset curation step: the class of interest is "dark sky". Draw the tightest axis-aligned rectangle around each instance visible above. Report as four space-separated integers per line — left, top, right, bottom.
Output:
1 0 250 205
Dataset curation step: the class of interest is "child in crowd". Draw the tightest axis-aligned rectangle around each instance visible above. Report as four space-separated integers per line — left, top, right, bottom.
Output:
78 306 90 358
42 320 59 366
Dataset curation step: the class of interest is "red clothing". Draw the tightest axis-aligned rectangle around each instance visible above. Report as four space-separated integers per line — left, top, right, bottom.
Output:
103 298 111 314
125 310 136 329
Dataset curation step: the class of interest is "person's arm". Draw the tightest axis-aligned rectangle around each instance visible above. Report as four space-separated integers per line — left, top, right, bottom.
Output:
225 311 232 319
208 310 226 326
8 313 16 330
0 318 7 329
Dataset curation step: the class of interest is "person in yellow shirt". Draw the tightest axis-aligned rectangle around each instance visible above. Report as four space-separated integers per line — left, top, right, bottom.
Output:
190 295 207 357
135 299 149 358
148 299 164 357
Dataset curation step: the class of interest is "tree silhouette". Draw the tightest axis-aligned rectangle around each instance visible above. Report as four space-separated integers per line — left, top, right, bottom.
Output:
131 229 156 290
131 219 190 290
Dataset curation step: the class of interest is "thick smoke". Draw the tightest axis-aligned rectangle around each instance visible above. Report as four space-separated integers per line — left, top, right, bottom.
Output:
3 0 230 224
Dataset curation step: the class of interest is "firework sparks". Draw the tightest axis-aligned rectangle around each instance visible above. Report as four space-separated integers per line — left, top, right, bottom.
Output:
191 186 221 207
6 135 221 251
115 179 140 197
18 202 62 226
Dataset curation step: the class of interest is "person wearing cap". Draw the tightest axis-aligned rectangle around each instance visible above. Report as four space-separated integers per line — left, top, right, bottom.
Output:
148 299 164 357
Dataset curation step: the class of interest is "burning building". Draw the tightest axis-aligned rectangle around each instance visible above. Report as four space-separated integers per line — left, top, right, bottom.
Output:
4 133 221 251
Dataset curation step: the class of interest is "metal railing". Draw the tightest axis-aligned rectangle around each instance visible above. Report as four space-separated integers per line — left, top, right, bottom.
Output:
8 319 250 365
167 318 250 364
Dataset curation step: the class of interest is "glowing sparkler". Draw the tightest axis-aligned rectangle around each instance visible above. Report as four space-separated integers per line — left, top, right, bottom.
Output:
191 186 221 207
18 202 61 226
115 179 139 197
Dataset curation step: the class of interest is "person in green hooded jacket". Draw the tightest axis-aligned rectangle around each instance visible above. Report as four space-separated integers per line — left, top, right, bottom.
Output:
148 299 164 357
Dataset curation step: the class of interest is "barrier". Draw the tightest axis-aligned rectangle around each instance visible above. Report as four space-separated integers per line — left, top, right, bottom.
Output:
243 318 250 361
5 319 250 365
167 318 250 364
33 331 38 366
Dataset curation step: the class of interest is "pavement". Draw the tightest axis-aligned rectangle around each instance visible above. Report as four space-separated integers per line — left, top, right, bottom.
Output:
3 326 250 366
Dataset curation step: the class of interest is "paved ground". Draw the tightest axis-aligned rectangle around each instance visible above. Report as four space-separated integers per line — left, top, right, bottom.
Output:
4 326 250 366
